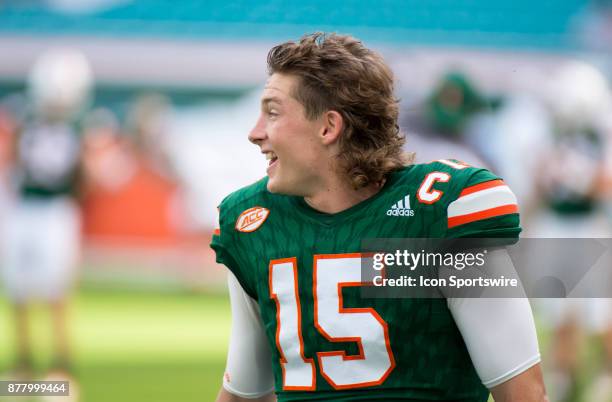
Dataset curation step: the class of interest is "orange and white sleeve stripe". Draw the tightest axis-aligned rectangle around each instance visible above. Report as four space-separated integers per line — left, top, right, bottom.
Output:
447 180 518 229
214 207 221 236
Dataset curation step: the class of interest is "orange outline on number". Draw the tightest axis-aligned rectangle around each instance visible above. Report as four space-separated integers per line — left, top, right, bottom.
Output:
313 253 396 390
269 257 316 391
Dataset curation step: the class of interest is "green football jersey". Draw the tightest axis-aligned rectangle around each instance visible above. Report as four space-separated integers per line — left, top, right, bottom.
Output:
211 160 520 402
17 120 82 199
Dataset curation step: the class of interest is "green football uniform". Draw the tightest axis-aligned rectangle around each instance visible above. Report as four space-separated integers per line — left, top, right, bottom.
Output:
211 159 520 401
17 120 82 199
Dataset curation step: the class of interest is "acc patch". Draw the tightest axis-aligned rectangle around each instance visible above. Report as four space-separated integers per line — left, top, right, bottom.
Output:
235 207 270 233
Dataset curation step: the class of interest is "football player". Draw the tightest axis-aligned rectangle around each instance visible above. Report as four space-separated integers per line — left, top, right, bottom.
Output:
211 33 547 402
0 48 90 389
527 61 612 402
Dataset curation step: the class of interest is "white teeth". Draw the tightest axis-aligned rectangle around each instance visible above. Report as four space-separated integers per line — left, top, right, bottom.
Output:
265 152 277 160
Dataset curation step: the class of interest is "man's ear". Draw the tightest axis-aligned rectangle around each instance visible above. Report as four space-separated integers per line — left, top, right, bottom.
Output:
320 110 343 145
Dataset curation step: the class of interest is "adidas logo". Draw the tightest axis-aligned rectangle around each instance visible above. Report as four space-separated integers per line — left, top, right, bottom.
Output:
386 195 415 217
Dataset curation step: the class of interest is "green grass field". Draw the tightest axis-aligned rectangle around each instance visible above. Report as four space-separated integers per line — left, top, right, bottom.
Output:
0 289 231 402
0 288 607 402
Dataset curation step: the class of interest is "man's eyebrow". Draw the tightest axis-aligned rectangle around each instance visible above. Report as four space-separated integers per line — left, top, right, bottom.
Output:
261 96 282 106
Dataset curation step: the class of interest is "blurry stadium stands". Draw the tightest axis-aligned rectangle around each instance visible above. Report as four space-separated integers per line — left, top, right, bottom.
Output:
0 0 589 47
0 0 597 91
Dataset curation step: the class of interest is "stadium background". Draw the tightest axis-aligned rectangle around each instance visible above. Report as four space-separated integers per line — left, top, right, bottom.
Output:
1 1 612 401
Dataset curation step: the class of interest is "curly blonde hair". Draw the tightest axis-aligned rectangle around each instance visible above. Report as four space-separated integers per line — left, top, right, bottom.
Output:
267 32 410 189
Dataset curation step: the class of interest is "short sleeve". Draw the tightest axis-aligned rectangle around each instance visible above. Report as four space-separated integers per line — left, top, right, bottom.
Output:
210 204 258 299
446 169 521 239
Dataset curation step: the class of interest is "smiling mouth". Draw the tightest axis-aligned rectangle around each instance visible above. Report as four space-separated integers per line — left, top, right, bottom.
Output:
265 152 278 166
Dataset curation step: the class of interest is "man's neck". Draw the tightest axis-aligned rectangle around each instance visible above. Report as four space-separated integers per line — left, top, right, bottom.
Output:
303 177 384 214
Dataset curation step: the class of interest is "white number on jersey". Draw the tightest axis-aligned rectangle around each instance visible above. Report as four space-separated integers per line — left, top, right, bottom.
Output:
270 254 395 390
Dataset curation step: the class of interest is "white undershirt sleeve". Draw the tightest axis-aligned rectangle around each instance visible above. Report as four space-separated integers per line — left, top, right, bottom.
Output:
223 272 275 398
447 249 541 388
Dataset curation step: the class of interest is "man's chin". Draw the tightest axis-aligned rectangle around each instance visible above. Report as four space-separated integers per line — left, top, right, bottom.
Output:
266 180 287 194
266 178 301 196
266 178 281 193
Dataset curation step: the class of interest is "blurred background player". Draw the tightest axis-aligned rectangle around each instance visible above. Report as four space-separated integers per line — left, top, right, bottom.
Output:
0 48 92 391
528 61 612 402
401 71 492 168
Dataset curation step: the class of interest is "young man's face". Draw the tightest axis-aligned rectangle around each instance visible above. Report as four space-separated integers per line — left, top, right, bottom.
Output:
249 73 327 195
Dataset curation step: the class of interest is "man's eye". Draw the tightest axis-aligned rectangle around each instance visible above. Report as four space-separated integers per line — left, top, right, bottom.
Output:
268 110 279 118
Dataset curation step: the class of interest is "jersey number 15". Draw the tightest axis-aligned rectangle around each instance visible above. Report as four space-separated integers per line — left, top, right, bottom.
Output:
270 254 396 391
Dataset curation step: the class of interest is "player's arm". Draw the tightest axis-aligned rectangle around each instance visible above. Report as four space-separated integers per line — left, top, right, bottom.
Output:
441 166 546 399
489 364 548 402
216 388 275 402
215 272 276 402
447 249 547 402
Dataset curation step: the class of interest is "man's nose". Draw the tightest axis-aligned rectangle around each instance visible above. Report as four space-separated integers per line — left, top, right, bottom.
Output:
248 114 266 144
